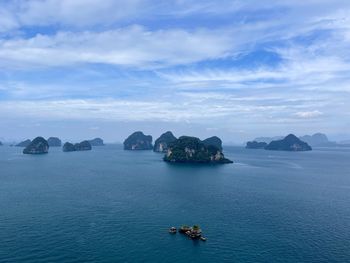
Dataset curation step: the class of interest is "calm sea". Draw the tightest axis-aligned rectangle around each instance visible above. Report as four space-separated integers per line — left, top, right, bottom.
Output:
1 145 350 263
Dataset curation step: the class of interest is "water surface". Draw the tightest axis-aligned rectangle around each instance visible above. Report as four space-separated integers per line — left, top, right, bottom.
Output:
1 145 350 262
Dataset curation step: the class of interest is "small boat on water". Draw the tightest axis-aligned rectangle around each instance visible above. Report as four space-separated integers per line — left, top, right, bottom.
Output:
171 225 207 241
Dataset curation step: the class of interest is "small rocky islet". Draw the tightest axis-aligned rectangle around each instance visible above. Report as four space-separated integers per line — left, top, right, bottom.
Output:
246 134 312 151
123 131 153 150
246 141 268 149
23 137 49 154
47 137 62 147
169 225 207 241
63 141 92 152
89 138 105 146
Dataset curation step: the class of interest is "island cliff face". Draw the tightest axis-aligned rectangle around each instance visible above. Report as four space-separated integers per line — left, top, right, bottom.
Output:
23 137 49 154
202 136 223 151
47 137 62 147
63 141 92 152
124 131 153 150
265 134 312 151
246 141 268 149
89 138 104 146
16 139 31 147
153 131 177 152
164 136 232 164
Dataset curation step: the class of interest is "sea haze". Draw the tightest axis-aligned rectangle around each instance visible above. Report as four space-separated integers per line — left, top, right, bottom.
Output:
1 145 350 262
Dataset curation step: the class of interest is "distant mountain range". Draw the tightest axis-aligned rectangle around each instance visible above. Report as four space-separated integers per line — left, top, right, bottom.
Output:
254 133 344 147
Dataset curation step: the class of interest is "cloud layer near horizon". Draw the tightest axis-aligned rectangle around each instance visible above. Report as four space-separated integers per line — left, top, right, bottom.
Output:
0 0 349 141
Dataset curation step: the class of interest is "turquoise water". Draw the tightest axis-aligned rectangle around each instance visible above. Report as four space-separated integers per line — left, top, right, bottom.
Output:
1 145 350 262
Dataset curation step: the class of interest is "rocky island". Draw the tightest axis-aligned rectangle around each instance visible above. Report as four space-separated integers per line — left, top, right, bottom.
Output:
153 131 177 152
89 138 104 146
202 136 223 151
164 136 232 164
124 131 153 150
47 137 62 147
16 139 31 147
63 141 92 152
23 137 49 154
265 134 312 151
246 141 268 149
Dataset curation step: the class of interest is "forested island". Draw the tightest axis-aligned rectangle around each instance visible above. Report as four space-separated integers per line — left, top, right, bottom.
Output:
23 137 49 154
246 134 312 151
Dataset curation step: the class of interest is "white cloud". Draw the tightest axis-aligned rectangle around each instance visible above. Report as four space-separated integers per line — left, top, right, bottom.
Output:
294 110 323 119
0 26 234 69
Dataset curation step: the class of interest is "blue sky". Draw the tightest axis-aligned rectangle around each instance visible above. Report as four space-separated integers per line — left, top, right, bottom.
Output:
0 0 349 143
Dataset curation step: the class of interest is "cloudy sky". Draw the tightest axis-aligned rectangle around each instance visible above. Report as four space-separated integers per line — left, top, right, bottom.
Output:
0 0 349 143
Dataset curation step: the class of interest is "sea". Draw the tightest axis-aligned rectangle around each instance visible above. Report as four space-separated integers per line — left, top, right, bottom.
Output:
1 145 350 263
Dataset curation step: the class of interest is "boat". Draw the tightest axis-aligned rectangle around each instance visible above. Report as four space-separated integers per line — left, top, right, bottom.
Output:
200 237 207 241
169 227 177 233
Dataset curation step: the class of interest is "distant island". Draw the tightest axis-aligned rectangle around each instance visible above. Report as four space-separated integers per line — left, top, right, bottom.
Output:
124 131 153 150
16 139 31 147
0 141 2 146
265 134 312 151
89 138 104 146
164 136 232 164
23 137 49 154
254 133 338 148
47 137 62 147
299 133 337 147
246 141 267 149
153 131 177 152
63 141 92 152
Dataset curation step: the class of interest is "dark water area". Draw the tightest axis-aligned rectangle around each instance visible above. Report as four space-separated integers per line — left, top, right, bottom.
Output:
1 145 350 262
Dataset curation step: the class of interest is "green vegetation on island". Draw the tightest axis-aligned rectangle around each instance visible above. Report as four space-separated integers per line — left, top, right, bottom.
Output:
123 131 153 150
153 131 177 152
63 140 92 152
265 134 312 151
47 137 62 147
163 136 232 164
23 137 49 154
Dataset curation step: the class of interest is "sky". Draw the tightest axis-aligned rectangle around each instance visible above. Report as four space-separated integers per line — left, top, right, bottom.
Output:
0 0 350 143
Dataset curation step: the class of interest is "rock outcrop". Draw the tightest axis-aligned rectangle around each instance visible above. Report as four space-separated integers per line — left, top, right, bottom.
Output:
23 137 49 154
88 138 104 146
265 134 312 151
164 136 232 164
123 131 153 150
153 131 177 152
47 137 62 147
63 141 92 152
202 136 223 151
63 142 75 152
16 139 31 147
246 141 268 149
